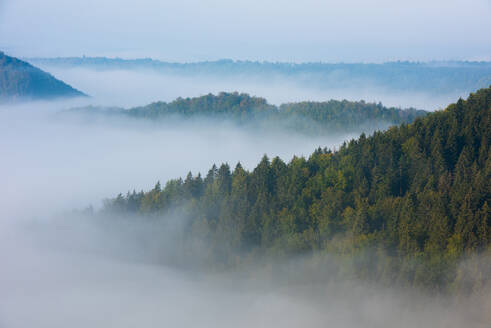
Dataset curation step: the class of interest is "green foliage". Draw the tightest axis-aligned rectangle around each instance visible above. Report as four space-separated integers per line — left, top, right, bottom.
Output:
104 87 491 291
122 92 427 135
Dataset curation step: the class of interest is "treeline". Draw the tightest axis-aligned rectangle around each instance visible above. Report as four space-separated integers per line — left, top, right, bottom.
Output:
118 92 426 135
104 87 490 291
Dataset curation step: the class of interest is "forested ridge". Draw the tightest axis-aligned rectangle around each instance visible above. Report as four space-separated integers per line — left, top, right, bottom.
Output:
0 51 86 101
104 87 491 291
79 92 426 135
30 56 491 94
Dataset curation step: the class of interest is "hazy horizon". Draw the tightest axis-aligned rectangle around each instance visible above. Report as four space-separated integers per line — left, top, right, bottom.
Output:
20 55 491 64
1 0 491 62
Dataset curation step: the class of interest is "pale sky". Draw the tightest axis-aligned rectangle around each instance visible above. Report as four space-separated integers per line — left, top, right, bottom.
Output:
1 0 490 62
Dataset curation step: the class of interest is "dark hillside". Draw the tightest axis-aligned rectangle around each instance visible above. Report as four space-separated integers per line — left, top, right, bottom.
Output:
0 51 86 101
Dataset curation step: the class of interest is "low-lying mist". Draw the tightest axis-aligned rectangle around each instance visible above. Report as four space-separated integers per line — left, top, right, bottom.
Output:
0 101 345 220
36 65 464 110
2 209 490 328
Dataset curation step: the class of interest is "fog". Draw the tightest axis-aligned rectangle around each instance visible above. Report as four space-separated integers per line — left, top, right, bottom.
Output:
36 65 462 110
0 72 489 327
0 98 343 327
0 101 348 220
1 209 490 327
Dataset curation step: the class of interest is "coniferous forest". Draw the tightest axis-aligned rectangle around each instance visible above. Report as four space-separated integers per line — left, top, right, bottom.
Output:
104 86 491 292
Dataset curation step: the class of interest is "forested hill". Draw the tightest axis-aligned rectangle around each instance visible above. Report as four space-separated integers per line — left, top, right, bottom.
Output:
80 92 427 135
0 52 86 101
126 92 276 119
104 86 491 291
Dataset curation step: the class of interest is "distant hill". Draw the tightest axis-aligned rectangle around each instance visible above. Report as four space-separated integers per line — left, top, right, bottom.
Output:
70 92 427 135
0 52 86 101
29 56 491 95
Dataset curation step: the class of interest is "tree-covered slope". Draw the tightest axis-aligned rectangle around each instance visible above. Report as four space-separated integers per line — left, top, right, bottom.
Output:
0 52 86 101
277 99 425 133
83 92 426 135
105 87 490 291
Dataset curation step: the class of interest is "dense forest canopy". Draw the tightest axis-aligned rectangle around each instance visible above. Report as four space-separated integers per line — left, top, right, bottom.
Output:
0 52 86 101
103 86 491 292
30 57 491 94
73 92 427 135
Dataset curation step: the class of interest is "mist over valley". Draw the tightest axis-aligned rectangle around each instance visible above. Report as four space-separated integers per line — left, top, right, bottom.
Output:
1 1 490 327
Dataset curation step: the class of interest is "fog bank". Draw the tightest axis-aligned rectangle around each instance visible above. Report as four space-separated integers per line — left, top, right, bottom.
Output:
1 212 490 328
37 65 462 110
0 102 346 221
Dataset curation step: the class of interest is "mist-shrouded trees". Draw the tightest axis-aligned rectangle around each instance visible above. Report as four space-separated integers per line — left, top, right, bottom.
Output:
103 86 491 292
82 92 427 136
